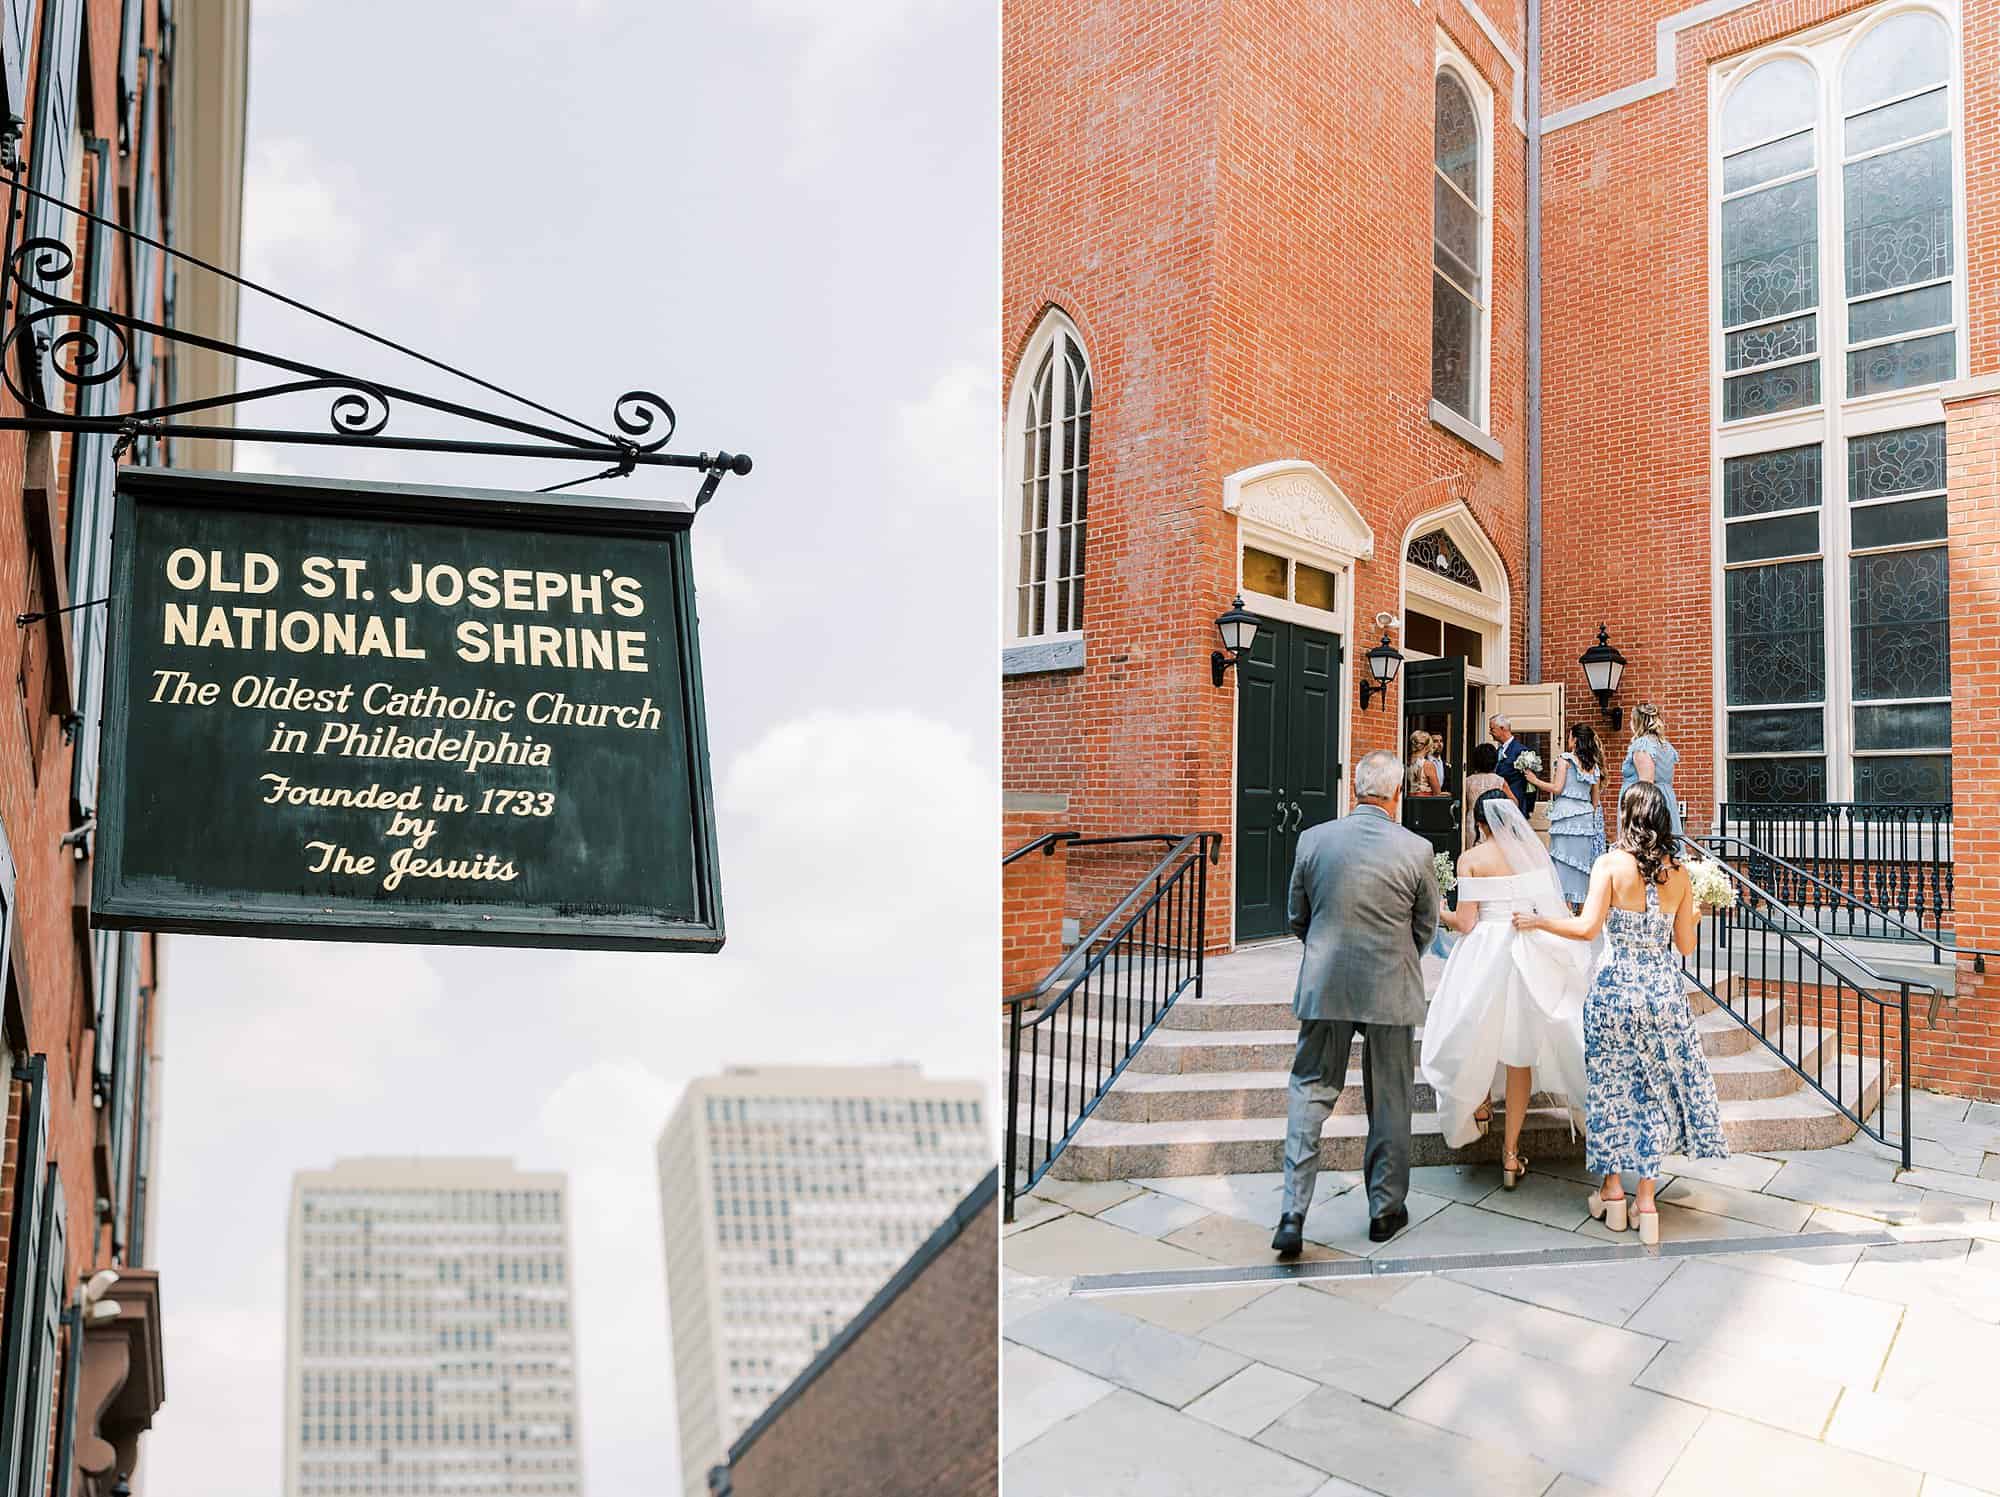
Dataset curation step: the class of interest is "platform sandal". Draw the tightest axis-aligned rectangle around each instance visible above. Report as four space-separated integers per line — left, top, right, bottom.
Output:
1586 1187 1627 1232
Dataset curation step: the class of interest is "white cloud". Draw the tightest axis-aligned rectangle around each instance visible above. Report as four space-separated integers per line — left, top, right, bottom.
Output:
747 0 948 169
691 527 755 613
232 440 305 476
242 139 360 280
895 361 996 508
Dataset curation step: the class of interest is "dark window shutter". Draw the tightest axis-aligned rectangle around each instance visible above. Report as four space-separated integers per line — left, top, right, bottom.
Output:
0 1054 50 1497
47 1303 83 1497
92 928 119 1080
117 0 142 146
17 1165 64 1495
69 137 118 818
109 938 139 1254
23 0 84 408
0 0 32 155
129 990 151 1264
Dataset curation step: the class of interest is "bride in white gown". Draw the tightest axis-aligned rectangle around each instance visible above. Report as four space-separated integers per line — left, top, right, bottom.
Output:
1421 791 1594 1185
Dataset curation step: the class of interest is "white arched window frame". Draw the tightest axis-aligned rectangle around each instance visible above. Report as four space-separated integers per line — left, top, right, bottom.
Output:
1397 504 1510 688
1708 3 1964 813
1431 39 1494 441
1003 311 1091 659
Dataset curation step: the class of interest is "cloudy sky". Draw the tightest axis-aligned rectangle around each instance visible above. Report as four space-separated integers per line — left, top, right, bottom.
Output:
144 1 996 1490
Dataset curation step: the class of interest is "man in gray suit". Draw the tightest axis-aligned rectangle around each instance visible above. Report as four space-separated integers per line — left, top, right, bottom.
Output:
1273 749 1440 1256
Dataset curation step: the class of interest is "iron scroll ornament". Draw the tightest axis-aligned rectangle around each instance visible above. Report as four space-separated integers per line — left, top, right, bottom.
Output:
0 220 751 498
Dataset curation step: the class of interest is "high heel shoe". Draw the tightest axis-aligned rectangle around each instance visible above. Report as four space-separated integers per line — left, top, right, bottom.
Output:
1586 1189 1627 1232
1635 1207 1660 1246
1502 1152 1528 1190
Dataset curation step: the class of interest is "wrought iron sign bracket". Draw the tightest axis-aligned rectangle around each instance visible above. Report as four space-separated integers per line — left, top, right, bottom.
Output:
0 171 753 506
18 594 108 628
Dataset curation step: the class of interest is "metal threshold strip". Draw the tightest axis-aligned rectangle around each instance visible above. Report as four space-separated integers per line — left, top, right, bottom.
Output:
1069 1227 1900 1296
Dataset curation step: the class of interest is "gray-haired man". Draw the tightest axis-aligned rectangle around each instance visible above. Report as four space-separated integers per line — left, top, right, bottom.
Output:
1273 749 1440 1255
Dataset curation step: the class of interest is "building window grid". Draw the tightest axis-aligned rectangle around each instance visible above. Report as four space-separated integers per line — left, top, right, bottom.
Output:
1009 316 1090 641
1714 4 1960 808
1432 57 1489 427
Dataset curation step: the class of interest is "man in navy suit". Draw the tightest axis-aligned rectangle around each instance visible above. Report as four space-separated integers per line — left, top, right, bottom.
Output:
1490 714 1536 818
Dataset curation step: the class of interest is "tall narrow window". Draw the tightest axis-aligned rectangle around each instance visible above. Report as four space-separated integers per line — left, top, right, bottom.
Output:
1010 318 1090 639
1722 444 1827 802
1431 70 1484 421
1842 12 1955 395
1712 6 1960 809
1848 423 1950 801
1720 58 1821 421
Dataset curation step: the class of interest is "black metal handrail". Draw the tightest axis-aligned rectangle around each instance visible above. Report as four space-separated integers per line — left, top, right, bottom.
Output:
1004 832 1221 1221
1003 830 1078 865
1682 849 1914 1166
1701 832 1993 976
1717 801 1952 944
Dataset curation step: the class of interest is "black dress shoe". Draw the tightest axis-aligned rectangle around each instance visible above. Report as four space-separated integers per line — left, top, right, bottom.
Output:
1271 1213 1305 1259
1368 1206 1410 1243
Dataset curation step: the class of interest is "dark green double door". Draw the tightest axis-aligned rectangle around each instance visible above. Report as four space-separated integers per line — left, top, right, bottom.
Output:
1235 617 1343 942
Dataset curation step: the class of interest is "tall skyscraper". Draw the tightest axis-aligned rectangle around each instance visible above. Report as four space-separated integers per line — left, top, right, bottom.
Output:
656 1065 990 1497
284 1158 583 1497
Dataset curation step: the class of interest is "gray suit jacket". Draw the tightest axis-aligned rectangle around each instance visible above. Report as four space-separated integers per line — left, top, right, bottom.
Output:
1288 804 1440 1026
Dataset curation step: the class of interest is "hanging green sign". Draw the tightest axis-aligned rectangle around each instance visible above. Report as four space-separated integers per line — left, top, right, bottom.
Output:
91 468 724 951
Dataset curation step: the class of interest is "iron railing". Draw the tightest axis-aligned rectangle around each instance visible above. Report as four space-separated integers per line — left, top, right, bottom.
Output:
1703 833 1993 980
1003 832 1220 1221
1718 802 1952 945
1003 829 1080 865
1681 848 1918 1167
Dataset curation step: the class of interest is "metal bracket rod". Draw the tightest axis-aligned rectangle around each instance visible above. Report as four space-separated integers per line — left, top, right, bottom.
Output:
18 595 109 627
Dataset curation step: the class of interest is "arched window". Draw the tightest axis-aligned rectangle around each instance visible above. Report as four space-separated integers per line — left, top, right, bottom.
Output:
1432 68 1485 422
1719 57 1821 420
1713 6 1959 809
1008 315 1091 640
1841 10 1954 395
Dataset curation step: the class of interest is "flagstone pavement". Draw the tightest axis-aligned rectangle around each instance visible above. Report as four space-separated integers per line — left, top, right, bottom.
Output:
1002 1086 2000 1496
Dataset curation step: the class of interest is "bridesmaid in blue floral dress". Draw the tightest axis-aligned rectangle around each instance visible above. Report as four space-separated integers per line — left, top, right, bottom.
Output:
1512 782 1726 1245
1621 702 1684 839
1523 722 1606 909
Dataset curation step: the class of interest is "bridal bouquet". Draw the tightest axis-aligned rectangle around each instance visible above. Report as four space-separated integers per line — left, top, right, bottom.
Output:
1515 749 1544 775
1432 852 1457 896
1685 856 1736 911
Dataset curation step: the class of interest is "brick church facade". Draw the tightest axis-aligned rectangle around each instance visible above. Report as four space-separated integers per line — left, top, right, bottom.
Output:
1002 0 2000 1099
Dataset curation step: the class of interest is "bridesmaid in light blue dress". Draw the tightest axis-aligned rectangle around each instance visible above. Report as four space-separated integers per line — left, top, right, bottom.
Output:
1621 702 1683 840
1525 723 1606 909
1512 782 1726 1246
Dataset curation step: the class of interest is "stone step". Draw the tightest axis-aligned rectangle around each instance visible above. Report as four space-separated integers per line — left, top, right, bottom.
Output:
1079 1026 1844 1123
1016 993 1793 1076
1033 1064 1884 1181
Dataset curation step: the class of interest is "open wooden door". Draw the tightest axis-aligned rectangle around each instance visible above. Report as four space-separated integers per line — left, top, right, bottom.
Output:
1489 681 1564 834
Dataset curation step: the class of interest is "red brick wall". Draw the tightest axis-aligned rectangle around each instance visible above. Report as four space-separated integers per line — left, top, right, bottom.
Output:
1935 385 2000 1099
723 1190 999 1497
0 0 173 1384
1003 0 1531 947
1002 809 1069 998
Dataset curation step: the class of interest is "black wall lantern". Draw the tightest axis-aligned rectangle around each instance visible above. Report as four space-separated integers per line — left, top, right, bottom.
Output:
1579 623 1628 730
1359 628 1403 711
1211 595 1260 687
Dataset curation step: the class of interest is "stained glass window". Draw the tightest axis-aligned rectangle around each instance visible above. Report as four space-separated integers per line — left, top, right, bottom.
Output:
1012 319 1090 640
1715 12 1960 808
1432 69 1484 422
1842 11 1954 396
1720 58 1820 422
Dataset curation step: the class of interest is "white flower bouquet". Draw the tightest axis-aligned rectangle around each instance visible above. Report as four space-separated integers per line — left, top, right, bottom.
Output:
1685 855 1736 912
1433 852 1457 897
1515 749 1544 775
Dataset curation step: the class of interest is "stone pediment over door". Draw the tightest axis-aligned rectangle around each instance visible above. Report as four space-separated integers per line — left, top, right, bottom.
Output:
1222 460 1375 565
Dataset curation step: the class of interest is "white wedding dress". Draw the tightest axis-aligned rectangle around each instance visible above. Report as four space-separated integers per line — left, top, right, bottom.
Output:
1421 871 1592 1150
